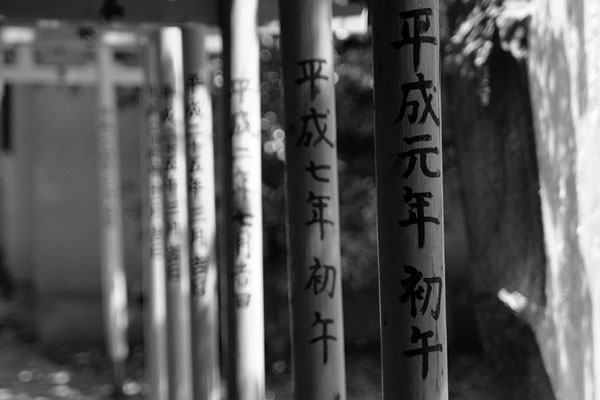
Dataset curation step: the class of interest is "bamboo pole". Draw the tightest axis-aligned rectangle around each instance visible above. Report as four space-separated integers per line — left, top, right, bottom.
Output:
278 1 347 399
371 1 448 399
140 34 169 400
224 1 265 398
182 25 221 400
157 27 194 400
96 34 129 393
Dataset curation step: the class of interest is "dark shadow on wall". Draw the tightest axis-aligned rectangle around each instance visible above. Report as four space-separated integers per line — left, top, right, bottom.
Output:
443 29 555 399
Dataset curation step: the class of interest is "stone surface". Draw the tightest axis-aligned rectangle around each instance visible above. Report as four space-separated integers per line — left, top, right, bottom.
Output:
444 19 556 400
528 0 600 398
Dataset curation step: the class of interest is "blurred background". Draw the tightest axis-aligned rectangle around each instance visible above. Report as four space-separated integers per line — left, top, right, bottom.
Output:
2 0 593 398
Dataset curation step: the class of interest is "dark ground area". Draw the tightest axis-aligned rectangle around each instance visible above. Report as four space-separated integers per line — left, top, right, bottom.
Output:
0 299 511 400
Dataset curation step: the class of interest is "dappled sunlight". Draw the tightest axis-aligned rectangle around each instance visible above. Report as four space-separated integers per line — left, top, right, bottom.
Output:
528 0 597 398
2 1 600 399
103 266 129 361
497 288 529 314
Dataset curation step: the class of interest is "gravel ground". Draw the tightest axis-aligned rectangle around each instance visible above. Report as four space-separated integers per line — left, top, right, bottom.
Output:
0 329 145 400
0 301 507 400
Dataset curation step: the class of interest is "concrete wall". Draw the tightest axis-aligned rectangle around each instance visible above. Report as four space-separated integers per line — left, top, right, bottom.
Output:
4 84 142 346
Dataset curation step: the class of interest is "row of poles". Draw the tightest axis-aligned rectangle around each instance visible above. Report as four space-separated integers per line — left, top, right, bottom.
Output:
93 0 447 399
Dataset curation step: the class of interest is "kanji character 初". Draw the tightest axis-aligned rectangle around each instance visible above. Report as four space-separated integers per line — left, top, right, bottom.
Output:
304 257 337 298
398 265 443 320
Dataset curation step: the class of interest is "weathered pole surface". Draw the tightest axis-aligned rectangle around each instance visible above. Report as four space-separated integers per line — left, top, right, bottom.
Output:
182 25 221 400
224 0 266 398
141 34 169 400
157 27 194 400
96 34 129 390
279 1 347 399
372 1 448 399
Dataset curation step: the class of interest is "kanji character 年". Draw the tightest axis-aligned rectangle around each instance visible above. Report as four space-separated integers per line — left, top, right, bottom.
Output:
398 187 440 248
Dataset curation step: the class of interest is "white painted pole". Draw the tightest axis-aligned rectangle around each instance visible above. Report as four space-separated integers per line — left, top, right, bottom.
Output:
157 27 194 400
141 33 169 400
182 24 221 400
278 1 347 399
225 1 265 398
372 1 448 399
96 32 129 391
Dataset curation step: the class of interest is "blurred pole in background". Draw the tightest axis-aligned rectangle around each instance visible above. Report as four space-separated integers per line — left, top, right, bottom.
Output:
182 25 221 400
217 2 235 397
371 1 448 399
140 32 169 400
278 1 347 398
222 0 266 398
96 32 129 394
157 27 194 400
0 80 5 280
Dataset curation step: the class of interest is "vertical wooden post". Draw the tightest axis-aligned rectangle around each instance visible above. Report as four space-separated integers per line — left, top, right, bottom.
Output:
217 2 236 396
224 1 265 398
182 25 221 400
371 2 448 399
96 33 129 390
141 33 169 400
157 27 194 400
278 1 347 399
216 3 232 396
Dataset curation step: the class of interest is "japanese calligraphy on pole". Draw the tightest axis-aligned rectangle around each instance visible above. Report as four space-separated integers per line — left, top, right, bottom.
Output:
141 35 169 400
279 0 347 399
96 36 129 387
182 25 220 400
157 27 193 400
372 0 448 399
227 1 266 399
